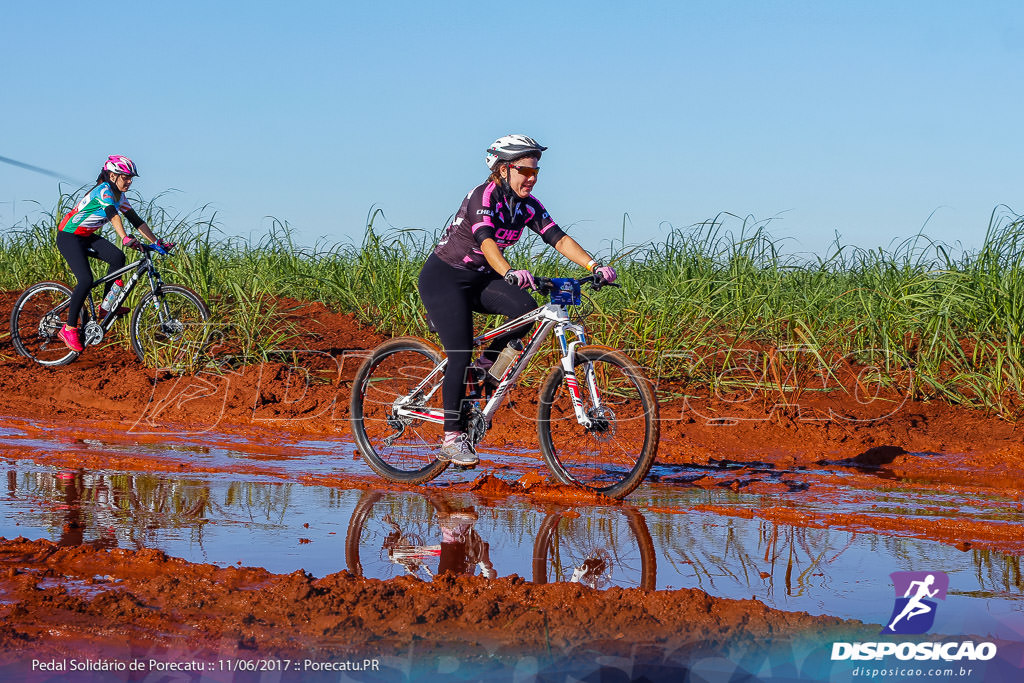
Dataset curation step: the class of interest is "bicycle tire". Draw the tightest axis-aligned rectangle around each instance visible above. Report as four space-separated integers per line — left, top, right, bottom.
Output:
350 337 449 484
344 491 386 577
537 345 659 499
9 281 79 366
129 285 211 368
532 507 657 590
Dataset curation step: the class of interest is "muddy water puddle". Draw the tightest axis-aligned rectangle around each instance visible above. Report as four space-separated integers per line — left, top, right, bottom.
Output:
0 421 1021 640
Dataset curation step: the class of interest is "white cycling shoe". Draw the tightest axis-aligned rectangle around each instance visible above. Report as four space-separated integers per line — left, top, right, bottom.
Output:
437 433 479 466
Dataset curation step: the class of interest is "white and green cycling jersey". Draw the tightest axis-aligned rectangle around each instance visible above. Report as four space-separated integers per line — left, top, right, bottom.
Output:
58 182 137 236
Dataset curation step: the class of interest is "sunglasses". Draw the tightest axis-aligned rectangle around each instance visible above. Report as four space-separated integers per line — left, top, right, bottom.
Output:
508 164 540 179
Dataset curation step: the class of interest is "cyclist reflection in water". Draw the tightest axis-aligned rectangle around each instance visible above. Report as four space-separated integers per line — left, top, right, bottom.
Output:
55 470 84 547
54 470 116 549
437 509 495 578
382 508 495 579
54 155 174 353
418 135 617 466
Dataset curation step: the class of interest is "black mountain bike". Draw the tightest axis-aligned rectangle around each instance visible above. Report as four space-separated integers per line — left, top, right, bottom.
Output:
9 242 210 368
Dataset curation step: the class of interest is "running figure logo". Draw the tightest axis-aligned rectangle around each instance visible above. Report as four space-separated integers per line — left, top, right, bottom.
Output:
882 571 949 634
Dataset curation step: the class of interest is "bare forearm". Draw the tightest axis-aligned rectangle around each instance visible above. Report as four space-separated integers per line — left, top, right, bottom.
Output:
554 236 597 269
135 223 158 242
481 239 512 276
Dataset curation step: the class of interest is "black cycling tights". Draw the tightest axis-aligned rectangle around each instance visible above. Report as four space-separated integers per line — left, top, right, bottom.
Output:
56 231 125 327
418 253 537 432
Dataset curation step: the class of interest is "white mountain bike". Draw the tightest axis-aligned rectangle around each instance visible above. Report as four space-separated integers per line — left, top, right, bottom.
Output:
350 276 659 500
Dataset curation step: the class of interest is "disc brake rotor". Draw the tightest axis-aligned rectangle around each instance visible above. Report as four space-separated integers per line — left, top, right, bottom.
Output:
586 406 615 442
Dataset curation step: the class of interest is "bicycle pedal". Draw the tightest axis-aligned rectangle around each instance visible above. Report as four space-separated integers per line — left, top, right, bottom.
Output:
451 462 478 471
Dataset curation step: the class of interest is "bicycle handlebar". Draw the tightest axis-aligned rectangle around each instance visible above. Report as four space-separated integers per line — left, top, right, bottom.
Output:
132 241 169 256
535 275 620 294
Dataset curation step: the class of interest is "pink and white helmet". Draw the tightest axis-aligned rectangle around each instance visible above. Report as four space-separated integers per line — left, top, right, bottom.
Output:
485 135 546 170
103 155 139 177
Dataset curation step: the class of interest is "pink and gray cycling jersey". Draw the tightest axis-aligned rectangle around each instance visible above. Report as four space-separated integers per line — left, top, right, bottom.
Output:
433 181 567 272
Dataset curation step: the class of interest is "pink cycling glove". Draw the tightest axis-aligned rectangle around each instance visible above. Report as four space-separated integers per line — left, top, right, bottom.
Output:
122 235 141 250
594 265 617 284
504 269 536 290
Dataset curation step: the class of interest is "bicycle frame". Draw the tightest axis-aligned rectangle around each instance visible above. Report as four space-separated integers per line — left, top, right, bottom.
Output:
392 298 600 432
81 250 163 329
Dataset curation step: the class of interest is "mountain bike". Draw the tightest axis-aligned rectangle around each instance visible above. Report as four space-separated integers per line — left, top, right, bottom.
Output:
350 275 660 500
345 491 494 581
9 242 210 368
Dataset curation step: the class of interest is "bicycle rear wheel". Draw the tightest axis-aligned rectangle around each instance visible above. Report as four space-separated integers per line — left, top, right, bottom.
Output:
129 285 210 369
9 281 78 366
345 490 454 580
350 337 449 484
537 345 659 499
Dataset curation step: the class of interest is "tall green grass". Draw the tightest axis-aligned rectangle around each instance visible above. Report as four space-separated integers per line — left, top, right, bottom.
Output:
2 193 1023 419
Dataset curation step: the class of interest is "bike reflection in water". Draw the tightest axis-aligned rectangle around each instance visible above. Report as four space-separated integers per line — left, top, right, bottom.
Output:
384 506 496 580
532 506 656 591
346 490 655 589
8 467 211 550
347 491 494 580
34 469 118 549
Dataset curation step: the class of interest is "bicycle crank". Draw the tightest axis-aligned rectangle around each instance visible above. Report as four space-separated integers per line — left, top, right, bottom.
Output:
465 408 489 446
83 320 105 347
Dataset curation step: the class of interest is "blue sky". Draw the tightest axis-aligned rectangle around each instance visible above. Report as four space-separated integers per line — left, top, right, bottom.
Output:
1 1 1020 256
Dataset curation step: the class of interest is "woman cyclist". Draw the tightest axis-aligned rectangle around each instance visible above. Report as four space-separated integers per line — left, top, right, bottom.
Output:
55 155 173 352
418 135 617 466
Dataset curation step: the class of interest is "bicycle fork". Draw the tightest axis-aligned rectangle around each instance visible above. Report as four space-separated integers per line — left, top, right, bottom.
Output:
552 322 599 430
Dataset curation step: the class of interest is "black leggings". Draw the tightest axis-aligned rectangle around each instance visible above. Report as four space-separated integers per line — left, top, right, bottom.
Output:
418 253 537 432
56 231 125 327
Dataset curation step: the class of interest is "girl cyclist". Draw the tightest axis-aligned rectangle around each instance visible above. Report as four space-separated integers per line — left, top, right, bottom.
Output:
55 155 173 352
418 135 617 466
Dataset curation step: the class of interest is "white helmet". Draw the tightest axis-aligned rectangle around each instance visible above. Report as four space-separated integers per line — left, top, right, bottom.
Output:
103 155 139 177
485 134 547 170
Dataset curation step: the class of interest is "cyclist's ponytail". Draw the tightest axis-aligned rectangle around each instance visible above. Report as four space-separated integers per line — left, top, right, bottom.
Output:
92 169 122 199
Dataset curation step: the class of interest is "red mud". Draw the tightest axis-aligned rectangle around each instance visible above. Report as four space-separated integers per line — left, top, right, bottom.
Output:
1 291 1022 669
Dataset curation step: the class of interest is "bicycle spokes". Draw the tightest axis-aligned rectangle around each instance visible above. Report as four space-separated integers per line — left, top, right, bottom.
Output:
538 347 659 498
351 339 449 483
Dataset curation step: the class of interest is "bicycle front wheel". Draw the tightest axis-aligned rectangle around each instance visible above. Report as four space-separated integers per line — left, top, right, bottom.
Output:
537 345 659 499
9 281 78 366
129 285 211 369
533 507 657 590
350 337 449 484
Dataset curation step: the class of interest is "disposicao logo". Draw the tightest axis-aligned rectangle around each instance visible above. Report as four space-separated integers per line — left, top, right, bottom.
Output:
830 570 998 663
882 571 948 635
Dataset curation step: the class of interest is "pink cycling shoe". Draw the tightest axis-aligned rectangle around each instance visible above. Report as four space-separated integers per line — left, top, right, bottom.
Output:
58 325 84 352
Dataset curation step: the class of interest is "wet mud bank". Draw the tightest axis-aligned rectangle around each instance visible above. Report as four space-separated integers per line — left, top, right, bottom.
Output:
0 536 864 674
